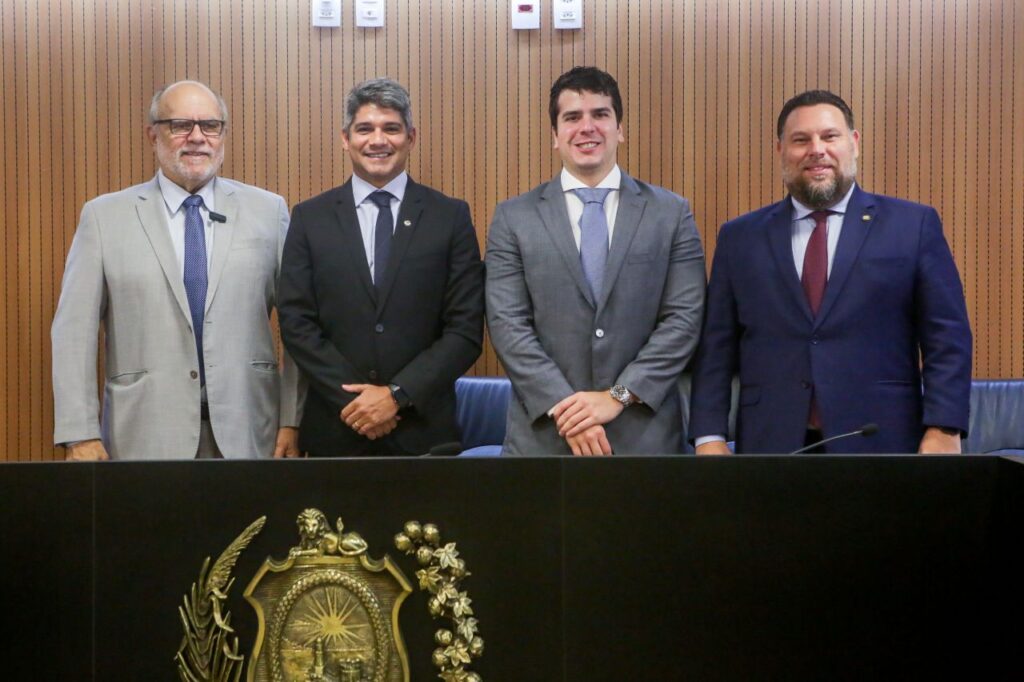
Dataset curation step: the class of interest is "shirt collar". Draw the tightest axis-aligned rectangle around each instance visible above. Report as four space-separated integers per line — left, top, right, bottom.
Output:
561 165 622 193
790 182 857 221
352 172 409 206
157 168 216 215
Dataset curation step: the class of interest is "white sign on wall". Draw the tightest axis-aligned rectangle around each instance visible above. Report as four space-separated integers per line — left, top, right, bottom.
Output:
312 0 341 28
553 0 582 30
511 1 541 30
356 0 385 28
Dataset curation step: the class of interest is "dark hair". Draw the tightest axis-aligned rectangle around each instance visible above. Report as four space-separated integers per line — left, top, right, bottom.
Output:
343 78 414 133
549 66 623 129
776 90 855 139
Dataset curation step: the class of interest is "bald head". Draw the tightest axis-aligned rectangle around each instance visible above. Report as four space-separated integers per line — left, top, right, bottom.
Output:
148 80 228 125
145 80 227 193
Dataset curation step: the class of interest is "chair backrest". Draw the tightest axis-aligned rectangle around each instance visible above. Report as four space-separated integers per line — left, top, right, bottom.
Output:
454 376 513 449
964 379 1024 454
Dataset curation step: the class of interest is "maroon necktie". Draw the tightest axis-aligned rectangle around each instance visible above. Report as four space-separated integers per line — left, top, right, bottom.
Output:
802 210 832 429
801 210 832 316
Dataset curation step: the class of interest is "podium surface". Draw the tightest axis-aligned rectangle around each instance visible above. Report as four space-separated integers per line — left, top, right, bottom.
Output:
3 455 1022 680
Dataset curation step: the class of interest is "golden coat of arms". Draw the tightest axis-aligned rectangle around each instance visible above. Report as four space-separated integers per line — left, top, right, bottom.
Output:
174 509 484 682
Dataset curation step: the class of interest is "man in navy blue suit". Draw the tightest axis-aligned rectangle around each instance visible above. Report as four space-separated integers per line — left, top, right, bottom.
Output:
690 90 972 454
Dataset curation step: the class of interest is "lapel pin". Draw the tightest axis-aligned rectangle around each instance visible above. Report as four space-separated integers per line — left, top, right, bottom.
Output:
862 214 871 221
403 219 412 226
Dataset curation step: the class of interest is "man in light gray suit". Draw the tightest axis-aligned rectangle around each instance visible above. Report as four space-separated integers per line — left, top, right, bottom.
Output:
486 67 706 455
52 80 302 460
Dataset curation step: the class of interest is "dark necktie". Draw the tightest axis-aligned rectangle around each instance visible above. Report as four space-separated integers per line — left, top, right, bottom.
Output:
802 210 833 316
368 190 394 287
182 194 208 385
572 187 612 300
802 210 833 428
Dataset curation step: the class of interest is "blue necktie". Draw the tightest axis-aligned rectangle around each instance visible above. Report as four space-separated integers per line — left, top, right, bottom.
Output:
368 190 394 287
573 187 612 300
182 195 208 385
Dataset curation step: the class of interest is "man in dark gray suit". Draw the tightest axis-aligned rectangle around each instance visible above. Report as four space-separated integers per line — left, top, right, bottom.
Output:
486 67 706 455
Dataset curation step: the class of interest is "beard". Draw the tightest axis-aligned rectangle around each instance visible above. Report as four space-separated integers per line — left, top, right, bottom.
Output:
785 162 857 209
157 145 223 192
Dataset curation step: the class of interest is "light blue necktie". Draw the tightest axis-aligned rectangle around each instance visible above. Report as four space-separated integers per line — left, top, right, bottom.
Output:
182 194 208 385
573 187 612 300
368 190 394 287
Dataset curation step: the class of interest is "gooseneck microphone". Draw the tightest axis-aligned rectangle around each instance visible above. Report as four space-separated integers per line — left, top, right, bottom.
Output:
209 211 227 223
421 442 464 457
789 423 879 454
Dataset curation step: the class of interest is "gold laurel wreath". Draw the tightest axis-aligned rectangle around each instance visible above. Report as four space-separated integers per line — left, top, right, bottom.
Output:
394 521 484 682
175 516 266 682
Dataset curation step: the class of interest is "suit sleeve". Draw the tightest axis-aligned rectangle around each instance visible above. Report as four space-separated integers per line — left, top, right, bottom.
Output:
915 208 972 433
273 196 306 427
389 200 484 406
51 202 107 444
485 202 576 421
688 222 740 441
614 197 706 411
277 202 368 412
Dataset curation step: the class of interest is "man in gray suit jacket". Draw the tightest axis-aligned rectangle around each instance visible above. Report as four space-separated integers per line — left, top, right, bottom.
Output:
486 67 706 455
51 80 302 460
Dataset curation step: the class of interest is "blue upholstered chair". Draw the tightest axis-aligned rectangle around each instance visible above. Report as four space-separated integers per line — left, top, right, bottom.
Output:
453 375 1024 457
964 379 1024 455
454 376 512 456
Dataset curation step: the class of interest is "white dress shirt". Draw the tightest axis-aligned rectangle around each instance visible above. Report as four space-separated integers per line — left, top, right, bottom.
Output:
789 183 855 278
156 169 217 276
351 172 408 283
560 165 622 249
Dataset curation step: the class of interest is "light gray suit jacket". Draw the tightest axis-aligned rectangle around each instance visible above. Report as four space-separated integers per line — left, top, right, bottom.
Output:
52 176 302 460
485 172 706 455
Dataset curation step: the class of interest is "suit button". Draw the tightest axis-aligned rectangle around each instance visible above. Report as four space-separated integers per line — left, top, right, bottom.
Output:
811 337 819 345
368 370 378 381
190 370 198 379
375 323 384 333
595 329 605 338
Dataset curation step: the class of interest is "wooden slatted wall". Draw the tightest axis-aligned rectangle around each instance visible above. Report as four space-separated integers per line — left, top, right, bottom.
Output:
2 0 1022 461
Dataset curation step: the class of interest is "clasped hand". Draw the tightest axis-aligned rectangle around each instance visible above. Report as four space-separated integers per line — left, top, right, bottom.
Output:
551 390 624 456
340 384 400 440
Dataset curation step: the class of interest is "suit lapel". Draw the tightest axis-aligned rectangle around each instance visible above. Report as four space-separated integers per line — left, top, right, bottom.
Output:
375 179 425 312
135 177 192 323
334 180 377 302
205 179 238 314
537 175 595 307
597 173 645 312
766 197 814 323
815 186 875 328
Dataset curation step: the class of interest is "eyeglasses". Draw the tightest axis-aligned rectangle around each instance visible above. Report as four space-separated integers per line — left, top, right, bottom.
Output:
153 119 226 137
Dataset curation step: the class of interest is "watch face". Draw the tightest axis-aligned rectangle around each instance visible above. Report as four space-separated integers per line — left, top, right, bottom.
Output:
610 385 630 405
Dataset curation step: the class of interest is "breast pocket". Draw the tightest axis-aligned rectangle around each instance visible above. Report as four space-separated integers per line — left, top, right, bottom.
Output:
231 237 273 251
626 251 655 265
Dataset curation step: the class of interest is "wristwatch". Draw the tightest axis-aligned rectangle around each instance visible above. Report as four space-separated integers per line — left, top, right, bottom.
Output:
388 384 411 410
609 384 634 407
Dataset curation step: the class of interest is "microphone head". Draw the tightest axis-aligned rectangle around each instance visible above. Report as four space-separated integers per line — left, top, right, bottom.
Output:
861 423 880 437
425 441 463 457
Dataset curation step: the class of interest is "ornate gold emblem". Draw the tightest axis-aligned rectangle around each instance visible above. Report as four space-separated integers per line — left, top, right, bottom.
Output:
175 509 484 682
393 522 484 682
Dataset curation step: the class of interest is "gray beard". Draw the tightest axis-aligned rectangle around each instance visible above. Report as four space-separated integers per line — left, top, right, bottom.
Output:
789 174 855 210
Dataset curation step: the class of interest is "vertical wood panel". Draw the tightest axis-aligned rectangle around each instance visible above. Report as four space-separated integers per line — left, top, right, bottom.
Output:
1 0 1021 460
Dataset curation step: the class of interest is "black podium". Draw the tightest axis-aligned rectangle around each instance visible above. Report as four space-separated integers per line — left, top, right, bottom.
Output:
3 455 1023 680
